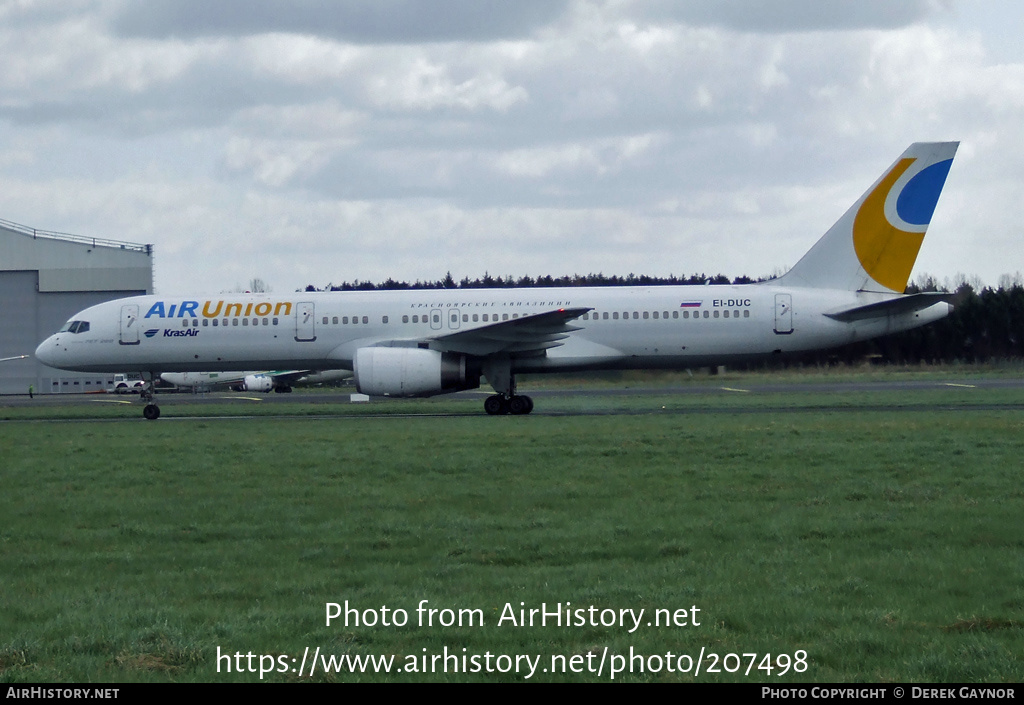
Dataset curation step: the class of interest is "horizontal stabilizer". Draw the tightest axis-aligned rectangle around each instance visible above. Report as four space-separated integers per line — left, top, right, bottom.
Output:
824 293 952 322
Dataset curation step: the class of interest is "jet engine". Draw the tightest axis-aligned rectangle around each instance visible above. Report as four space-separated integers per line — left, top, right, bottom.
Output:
243 374 275 393
354 347 479 397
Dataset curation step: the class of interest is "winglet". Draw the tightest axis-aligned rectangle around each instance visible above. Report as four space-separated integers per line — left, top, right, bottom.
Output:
777 142 958 293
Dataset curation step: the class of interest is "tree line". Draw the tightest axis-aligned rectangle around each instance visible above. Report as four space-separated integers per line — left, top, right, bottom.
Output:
304 271 748 291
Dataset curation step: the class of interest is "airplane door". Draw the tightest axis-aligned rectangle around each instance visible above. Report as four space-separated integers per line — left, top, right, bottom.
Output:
119 304 140 345
774 294 793 334
430 308 442 331
448 308 461 330
295 301 316 342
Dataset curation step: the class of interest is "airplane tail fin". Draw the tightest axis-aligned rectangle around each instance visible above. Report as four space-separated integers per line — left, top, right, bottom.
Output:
777 142 958 293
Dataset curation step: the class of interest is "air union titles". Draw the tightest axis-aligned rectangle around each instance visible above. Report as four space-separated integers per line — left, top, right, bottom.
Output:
144 300 294 319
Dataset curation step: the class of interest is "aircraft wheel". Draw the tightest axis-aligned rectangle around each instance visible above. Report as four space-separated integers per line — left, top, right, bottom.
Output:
143 404 161 420
508 395 532 415
484 395 508 415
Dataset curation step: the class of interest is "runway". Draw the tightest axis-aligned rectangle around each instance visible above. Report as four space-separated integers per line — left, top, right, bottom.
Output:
3 376 1024 420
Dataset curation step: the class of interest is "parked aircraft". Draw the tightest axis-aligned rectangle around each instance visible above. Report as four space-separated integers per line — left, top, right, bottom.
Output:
160 369 353 392
36 142 958 419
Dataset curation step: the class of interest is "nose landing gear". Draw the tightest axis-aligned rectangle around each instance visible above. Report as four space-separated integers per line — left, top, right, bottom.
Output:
140 374 161 420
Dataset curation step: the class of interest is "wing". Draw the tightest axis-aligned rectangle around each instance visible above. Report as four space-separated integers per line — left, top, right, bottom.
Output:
264 369 316 385
428 307 591 357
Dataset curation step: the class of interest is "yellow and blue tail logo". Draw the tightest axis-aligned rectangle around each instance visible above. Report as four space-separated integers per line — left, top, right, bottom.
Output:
780 142 958 293
853 151 954 292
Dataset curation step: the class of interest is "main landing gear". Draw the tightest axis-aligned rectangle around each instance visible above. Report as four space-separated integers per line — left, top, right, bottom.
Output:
481 357 534 415
484 394 534 415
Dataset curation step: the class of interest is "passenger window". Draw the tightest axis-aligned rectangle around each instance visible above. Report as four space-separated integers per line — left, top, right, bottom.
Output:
363 316 368 324
322 316 328 324
203 319 209 327
182 320 189 327
643 311 649 319
744 310 750 318
723 310 729 318
613 312 619 320
212 319 218 327
383 316 389 324
603 312 609 320
403 315 409 323
243 318 248 326
673 311 679 319
652 311 659 319
473 314 479 322
343 316 349 324
734 310 739 318
333 316 339 324
703 311 709 319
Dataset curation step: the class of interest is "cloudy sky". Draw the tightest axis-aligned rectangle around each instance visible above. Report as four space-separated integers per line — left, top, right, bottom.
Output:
2 0 1022 295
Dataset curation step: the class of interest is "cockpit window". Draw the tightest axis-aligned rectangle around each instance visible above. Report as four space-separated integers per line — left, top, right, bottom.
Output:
59 320 90 334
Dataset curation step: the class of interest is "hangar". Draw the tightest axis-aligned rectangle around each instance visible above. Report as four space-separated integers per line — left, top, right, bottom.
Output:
0 217 153 395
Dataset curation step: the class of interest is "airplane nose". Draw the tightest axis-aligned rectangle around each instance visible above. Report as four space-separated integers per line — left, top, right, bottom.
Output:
35 336 57 367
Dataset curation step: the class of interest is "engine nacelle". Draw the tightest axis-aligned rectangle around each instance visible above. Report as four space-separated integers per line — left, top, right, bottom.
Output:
354 347 479 397
243 374 274 393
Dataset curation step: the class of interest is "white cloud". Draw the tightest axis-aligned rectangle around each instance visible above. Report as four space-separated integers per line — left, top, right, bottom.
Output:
366 57 529 112
0 0 1022 293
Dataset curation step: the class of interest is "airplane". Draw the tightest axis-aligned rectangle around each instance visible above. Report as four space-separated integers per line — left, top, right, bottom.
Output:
160 369 353 392
36 142 958 419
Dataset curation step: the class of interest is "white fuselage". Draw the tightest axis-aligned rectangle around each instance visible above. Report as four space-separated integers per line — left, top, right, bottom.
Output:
34 284 949 376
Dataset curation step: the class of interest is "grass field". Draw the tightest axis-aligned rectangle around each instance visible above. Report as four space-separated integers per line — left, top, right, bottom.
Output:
2 378 1024 682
